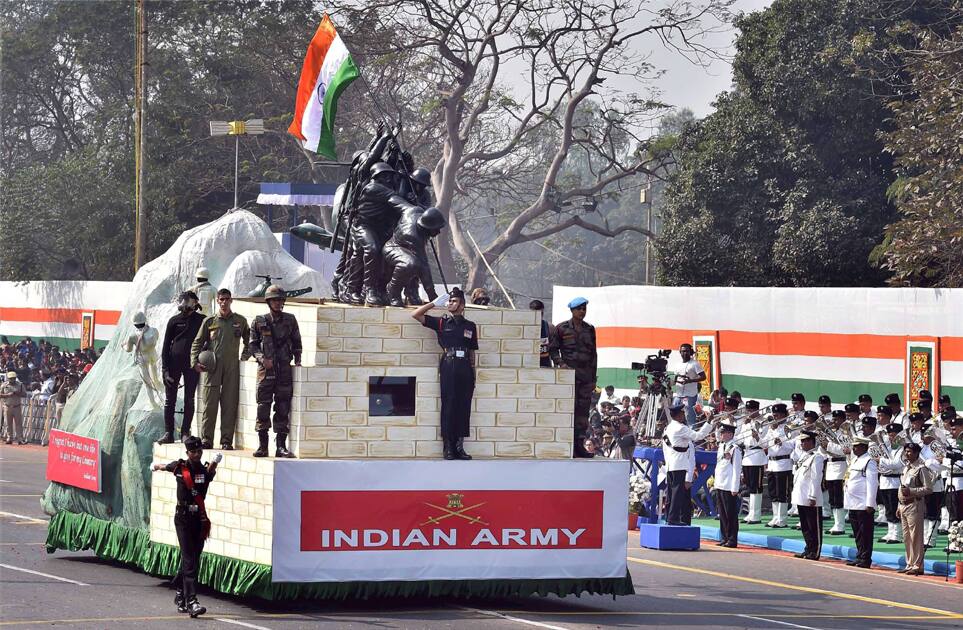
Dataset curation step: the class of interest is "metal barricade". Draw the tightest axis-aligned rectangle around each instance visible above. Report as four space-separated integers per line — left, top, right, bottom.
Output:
1 396 58 445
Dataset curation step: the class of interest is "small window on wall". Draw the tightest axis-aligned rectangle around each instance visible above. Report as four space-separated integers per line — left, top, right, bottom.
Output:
369 376 416 416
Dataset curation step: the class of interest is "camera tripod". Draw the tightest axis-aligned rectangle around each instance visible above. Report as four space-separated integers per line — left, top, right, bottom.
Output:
632 379 670 444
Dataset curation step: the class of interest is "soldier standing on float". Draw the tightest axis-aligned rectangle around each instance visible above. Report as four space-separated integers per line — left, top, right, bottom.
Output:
191 289 250 450
412 288 478 460
151 435 220 618
249 285 301 458
549 297 597 458
159 292 206 444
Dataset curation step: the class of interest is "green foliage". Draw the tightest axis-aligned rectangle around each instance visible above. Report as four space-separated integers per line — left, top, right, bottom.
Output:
875 24 963 286
658 0 906 286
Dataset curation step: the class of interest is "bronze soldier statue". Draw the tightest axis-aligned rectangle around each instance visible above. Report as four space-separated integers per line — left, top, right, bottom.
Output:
384 205 445 307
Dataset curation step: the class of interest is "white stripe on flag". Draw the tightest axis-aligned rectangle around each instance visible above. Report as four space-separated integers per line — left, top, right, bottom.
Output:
300 35 350 151
719 352 903 383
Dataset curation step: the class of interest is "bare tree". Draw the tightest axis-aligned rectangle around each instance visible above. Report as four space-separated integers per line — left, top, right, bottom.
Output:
332 0 731 290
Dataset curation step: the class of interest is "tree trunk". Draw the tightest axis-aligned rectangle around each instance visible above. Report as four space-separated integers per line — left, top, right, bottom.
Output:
465 256 489 293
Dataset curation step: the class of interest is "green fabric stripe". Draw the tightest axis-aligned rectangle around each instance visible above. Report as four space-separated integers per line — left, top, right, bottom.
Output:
316 56 359 160
0 334 108 351
46 511 634 600
596 367 905 403
940 385 963 405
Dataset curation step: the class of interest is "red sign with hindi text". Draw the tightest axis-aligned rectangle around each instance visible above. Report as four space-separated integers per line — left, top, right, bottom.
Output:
46 429 101 493
300 490 603 552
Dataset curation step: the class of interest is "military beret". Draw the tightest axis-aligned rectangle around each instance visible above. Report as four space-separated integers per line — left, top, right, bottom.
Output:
745 400 760 410
772 403 788 414
567 297 588 309
918 389 933 401
885 423 903 433
877 406 893 417
844 403 860 413
940 407 957 421
804 410 818 420
832 410 846 419
908 412 925 423
818 395 831 405
861 416 877 426
884 393 901 405
938 394 951 404
184 435 203 451
858 393 873 403
791 393 805 402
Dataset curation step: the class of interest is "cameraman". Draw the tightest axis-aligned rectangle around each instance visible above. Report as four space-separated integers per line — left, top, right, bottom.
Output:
671 343 706 426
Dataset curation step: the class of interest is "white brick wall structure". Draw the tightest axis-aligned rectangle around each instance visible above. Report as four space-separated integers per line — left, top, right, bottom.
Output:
212 299 574 459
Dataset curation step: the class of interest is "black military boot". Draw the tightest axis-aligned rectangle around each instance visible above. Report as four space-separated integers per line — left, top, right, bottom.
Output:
364 287 388 307
253 431 269 457
187 598 206 618
385 281 406 308
275 433 295 458
443 438 456 461
174 589 187 613
156 432 174 445
454 438 473 460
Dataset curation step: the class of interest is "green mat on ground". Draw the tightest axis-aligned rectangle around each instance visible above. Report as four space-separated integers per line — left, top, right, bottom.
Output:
692 516 955 562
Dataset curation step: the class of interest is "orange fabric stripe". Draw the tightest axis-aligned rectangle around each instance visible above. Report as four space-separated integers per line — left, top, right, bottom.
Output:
0 307 121 326
287 15 337 140
595 326 963 360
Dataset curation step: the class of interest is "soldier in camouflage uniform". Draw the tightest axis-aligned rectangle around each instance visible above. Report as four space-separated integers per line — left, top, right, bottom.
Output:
549 297 597 458
249 285 302 458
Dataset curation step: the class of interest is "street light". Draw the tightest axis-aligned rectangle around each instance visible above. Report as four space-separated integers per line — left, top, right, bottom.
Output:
210 119 265 210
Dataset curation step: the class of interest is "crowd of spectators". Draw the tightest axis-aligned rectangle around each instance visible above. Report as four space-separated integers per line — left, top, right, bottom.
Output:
0 335 103 406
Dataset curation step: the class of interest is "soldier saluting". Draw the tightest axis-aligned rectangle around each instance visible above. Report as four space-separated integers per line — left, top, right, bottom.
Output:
412 288 478 460
151 435 221 618
249 285 302 458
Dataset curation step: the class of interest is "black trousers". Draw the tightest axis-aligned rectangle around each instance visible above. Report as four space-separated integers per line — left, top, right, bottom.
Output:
825 479 844 509
174 510 205 601
849 509 874 565
439 356 473 441
164 366 199 436
948 485 963 522
255 364 293 434
743 464 764 494
666 470 692 525
715 489 739 545
797 505 822 558
878 487 899 523
767 470 792 502
925 491 943 520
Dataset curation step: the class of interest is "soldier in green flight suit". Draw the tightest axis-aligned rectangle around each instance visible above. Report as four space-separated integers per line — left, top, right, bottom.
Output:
191 289 250 450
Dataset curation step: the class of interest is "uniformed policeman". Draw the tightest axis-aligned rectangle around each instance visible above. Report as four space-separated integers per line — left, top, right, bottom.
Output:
249 285 302 458
714 423 742 547
791 429 824 560
662 403 716 525
191 289 251 450
151 435 221 617
159 292 206 444
412 288 478 460
549 297 597 458
844 435 878 568
898 442 935 575
0 372 26 444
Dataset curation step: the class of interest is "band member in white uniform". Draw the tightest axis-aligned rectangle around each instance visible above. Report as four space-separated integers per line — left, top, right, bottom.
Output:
791 429 825 560
877 422 905 544
822 409 849 535
765 403 794 528
662 403 716 525
885 392 907 430
737 400 766 524
844 435 878 568
714 423 742 547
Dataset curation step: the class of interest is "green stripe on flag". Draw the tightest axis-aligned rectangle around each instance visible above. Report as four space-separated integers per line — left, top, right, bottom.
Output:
317 57 359 160
940 385 963 405
595 367 904 403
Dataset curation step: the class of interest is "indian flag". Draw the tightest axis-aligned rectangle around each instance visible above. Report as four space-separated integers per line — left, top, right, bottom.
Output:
288 15 359 160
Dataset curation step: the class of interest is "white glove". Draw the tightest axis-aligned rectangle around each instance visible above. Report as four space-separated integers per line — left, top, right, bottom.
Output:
213 453 223 464
432 293 450 308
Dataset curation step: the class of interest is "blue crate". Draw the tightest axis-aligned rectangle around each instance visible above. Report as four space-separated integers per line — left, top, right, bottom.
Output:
639 523 701 550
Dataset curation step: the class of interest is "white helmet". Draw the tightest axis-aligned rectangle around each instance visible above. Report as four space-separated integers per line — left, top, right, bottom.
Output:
196 266 210 281
131 311 147 326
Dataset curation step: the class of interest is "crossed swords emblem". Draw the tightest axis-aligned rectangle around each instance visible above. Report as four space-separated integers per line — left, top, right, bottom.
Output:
419 493 488 526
